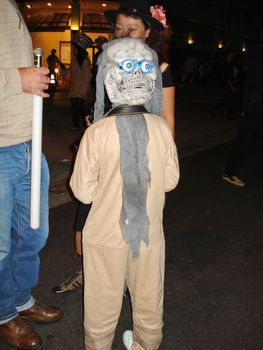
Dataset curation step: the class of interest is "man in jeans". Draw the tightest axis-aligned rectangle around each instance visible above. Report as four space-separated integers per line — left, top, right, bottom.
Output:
0 1 63 349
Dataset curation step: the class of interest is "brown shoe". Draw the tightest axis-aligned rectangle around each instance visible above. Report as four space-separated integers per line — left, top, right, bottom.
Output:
19 301 63 324
0 316 42 349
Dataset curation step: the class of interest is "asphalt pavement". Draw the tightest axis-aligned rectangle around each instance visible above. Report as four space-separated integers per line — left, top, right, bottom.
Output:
1 83 263 350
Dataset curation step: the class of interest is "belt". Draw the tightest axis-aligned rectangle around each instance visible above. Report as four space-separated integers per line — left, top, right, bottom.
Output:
107 105 148 116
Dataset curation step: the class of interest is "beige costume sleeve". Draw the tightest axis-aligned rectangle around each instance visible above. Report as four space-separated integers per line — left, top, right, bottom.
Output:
70 127 100 204
165 134 180 192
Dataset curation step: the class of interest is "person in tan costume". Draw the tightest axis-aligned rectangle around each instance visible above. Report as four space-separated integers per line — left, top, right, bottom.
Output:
70 38 179 350
53 0 176 296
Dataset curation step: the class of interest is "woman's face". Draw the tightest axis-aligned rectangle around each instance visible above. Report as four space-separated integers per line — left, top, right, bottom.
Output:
114 14 150 41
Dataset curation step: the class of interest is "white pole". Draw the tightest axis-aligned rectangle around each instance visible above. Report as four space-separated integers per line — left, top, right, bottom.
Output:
30 48 43 229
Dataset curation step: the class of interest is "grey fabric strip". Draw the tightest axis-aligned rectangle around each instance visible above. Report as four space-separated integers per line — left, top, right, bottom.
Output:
115 114 151 259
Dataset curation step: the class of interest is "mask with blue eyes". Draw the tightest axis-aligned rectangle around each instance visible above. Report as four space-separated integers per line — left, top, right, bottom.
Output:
104 38 157 106
117 59 154 75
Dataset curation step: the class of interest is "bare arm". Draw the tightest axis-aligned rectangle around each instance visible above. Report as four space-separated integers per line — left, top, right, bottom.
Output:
161 86 175 139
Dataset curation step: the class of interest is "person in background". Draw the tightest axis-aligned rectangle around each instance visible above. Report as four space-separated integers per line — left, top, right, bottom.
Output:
94 36 109 65
182 53 197 87
233 54 247 118
52 0 176 295
46 49 60 75
70 37 179 350
52 33 94 293
69 33 93 130
0 2 63 349
209 50 238 120
222 30 263 187
91 36 109 88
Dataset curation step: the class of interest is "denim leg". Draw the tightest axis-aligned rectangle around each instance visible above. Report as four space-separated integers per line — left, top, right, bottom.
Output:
0 146 16 323
0 142 49 323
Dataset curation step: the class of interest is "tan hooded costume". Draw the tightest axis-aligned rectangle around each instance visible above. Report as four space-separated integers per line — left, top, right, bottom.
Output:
70 38 179 350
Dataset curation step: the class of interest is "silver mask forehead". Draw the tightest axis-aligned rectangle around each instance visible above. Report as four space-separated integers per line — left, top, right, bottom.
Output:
104 38 157 106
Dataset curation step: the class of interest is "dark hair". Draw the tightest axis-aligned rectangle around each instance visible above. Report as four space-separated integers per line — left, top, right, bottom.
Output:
126 15 150 31
146 28 164 65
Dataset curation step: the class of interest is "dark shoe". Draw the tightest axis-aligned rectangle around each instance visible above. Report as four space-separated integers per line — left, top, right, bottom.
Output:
19 301 63 324
52 254 83 294
222 174 245 187
52 270 83 294
0 316 42 349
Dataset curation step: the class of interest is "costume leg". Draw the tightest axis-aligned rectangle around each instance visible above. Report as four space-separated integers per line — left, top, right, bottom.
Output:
83 243 128 350
52 201 91 294
127 242 165 350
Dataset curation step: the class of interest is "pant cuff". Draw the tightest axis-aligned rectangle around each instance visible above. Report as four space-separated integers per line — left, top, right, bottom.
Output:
16 296 35 312
84 328 115 350
0 313 18 326
133 325 163 350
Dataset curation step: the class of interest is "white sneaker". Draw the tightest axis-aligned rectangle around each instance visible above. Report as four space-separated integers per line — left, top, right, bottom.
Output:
123 330 133 350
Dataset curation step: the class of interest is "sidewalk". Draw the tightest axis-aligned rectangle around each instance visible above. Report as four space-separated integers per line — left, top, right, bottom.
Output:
45 83 240 208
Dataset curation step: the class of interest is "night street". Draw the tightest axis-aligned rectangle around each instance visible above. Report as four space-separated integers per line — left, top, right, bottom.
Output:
1 84 262 350
2 1 263 349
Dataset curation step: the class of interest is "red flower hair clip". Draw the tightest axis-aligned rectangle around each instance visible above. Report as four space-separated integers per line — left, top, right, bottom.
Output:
150 5 167 28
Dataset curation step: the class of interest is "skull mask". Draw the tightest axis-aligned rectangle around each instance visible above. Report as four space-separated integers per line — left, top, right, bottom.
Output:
104 38 157 106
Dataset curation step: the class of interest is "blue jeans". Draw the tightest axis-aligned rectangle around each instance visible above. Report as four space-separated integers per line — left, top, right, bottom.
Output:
0 141 49 324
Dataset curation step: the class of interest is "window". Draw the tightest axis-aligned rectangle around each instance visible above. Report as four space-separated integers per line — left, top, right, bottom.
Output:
26 13 70 32
82 14 111 33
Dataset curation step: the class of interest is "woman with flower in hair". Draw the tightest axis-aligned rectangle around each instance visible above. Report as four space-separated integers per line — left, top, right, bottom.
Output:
106 0 176 139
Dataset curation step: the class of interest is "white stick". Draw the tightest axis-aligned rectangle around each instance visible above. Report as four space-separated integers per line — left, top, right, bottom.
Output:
30 48 43 229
